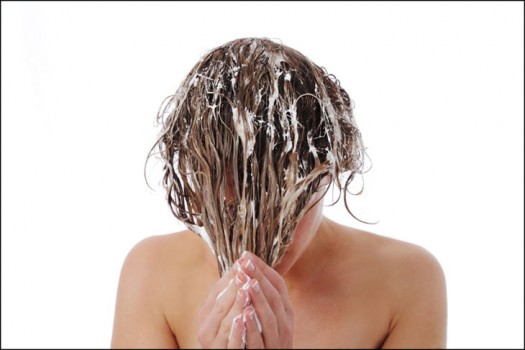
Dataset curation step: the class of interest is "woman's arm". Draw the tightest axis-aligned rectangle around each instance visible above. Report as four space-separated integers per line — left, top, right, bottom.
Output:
381 245 447 348
111 237 178 348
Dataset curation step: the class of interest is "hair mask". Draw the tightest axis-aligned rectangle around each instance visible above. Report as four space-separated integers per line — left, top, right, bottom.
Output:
148 38 367 276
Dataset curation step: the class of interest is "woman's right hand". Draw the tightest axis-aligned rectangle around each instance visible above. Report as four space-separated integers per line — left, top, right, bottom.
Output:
197 258 252 348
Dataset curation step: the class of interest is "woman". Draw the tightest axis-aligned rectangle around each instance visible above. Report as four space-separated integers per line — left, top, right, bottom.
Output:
111 38 447 348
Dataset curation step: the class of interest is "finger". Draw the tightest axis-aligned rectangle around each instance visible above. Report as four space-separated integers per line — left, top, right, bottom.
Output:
199 277 239 347
243 306 265 349
239 255 290 319
212 262 240 298
200 262 247 347
215 272 252 344
200 263 239 317
247 279 294 348
243 278 280 348
226 314 244 349
241 251 291 304
246 268 288 336
241 251 282 287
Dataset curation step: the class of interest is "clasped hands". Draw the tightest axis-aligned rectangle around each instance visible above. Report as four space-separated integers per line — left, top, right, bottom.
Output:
197 251 294 348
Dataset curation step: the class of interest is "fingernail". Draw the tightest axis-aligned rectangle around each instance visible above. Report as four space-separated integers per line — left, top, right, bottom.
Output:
236 289 243 302
248 308 255 321
235 315 243 330
242 281 251 291
254 310 262 333
235 275 242 286
236 289 251 306
229 314 242 340
250 279 260 294
244 294 251 307
235 270 249 286
244 259 255 272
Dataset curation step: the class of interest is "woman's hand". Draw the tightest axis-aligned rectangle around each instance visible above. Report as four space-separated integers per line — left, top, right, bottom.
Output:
197 258 252 348
197 252 294 348
236 251 295 349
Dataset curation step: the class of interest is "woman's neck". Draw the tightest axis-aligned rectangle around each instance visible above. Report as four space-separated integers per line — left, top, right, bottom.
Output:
283 216 338 293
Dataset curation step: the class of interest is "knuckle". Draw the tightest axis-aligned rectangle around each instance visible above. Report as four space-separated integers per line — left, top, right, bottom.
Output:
215 299 226 317
264 314 277 330
219 318 231 339
254 269 265 282
284 320 294 337
268 295 280 311
197 326 209 345
276 278 287 293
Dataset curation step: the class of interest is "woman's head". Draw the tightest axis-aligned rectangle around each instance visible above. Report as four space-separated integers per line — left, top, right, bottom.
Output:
149 38 366 275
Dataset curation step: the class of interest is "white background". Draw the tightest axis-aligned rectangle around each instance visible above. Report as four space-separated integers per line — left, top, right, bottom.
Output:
2 2 523 348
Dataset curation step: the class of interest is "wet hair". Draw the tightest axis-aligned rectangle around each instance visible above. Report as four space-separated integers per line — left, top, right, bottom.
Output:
147 37 368 275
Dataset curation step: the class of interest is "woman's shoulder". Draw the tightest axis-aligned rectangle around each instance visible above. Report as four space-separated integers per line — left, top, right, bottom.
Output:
121 230 218 290
369 230 444 291
337 224 445 284
125 230 213 266
335 224 447 346
112 230 218 347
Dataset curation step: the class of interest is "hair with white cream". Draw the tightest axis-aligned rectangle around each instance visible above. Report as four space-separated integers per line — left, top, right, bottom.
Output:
147 37 368 275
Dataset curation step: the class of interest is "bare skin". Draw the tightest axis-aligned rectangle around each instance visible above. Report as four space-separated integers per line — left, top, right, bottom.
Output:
111 187 447 348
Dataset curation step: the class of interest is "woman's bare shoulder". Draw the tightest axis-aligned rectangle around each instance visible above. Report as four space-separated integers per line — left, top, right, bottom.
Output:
331 222 446 309
125 230 213 267
120 229 219 292
116 229 214 293
112 230 217 347
336 224 447 346
337 224 445 280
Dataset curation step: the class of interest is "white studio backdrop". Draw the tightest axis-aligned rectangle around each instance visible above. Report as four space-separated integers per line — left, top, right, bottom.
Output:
2 2 523 348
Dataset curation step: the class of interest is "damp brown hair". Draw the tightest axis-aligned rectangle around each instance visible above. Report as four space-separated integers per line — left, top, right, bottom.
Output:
146 37 368 276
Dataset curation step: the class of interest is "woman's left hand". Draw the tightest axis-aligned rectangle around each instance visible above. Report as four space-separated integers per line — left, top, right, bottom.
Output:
234 251 295 348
